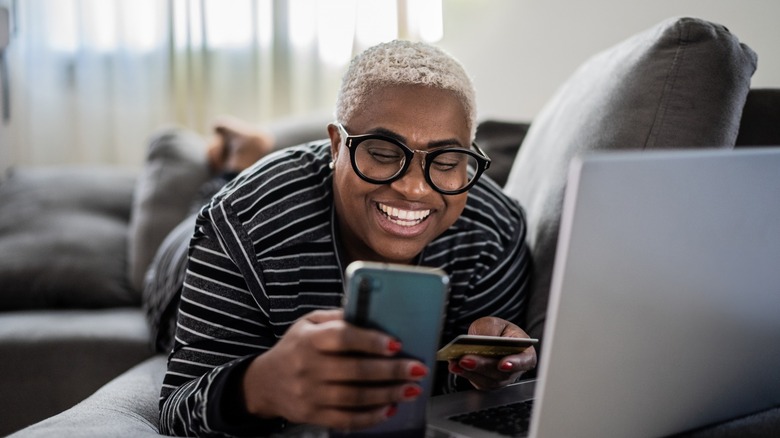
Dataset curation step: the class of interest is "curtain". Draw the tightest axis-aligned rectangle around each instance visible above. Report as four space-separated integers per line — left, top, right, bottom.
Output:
0 0 442 170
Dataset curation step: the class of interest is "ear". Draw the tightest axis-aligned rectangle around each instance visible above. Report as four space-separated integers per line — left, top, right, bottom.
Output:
327 123 341 162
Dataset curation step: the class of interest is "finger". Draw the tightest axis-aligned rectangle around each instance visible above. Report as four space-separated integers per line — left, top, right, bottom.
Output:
494 346 537 374
456 355 509 382
315 381 424 409
468 316 531 339
468 316 509 336
317 356 429 383
451 350 535 390
304 308 344 324
448 361 514 391
309 322 401 357
317 404 398 433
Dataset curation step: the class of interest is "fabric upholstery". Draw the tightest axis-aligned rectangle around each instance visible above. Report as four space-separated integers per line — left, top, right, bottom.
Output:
0 166 137 309
7 355 167 438
503 16 758 348
127 127 211 293
0 309 152 435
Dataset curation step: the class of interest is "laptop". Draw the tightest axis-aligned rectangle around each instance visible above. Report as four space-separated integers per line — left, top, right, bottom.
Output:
426 147 780 437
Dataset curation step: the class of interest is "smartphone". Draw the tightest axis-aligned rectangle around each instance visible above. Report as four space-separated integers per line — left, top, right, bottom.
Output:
436 334 538 361
339 261 450 437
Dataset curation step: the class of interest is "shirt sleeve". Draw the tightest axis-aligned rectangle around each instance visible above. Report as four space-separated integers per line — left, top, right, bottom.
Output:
158 204 284 437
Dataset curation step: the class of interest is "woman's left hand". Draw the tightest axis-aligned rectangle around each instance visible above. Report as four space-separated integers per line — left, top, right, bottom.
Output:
447 316 538 390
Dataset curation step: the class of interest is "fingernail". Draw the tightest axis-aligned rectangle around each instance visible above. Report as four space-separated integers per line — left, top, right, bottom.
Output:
500 361 514 371
386 404 398 418
387 339 402 353
410 364 428 378
449 363 464 375
459 358 477 370
404 385 422 399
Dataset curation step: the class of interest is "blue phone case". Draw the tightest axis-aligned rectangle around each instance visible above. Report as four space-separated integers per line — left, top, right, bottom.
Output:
340 261 449 437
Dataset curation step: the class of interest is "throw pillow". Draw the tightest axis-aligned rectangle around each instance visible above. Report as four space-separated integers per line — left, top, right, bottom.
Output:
127 127 211 293
0 166 138 309
503 17 757 345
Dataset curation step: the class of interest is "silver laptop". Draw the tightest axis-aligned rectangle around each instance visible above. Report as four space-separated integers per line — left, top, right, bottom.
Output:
427 147 780 437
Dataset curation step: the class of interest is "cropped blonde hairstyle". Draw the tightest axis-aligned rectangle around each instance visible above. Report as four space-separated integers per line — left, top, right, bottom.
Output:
335 40 478 140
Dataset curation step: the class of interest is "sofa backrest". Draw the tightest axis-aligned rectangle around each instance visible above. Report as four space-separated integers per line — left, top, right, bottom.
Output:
502 16 759 357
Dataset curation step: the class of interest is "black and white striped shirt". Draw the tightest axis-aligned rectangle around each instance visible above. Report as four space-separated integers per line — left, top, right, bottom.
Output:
159 141 530 437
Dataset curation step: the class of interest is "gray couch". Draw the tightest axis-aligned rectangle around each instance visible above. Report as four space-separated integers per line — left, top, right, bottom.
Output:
3 17 780 437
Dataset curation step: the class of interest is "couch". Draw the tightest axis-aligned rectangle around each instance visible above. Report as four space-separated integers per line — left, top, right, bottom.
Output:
2 17 779 437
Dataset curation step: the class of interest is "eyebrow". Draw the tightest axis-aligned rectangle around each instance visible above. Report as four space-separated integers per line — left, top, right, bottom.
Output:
366 127 466 150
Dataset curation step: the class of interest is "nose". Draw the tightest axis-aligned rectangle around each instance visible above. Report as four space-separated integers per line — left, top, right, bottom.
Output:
389 151 431 199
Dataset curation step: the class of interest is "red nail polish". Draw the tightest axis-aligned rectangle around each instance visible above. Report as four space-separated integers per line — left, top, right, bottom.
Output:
450 363 464 375
459 358 477 370
388 340 402 353
410 364 428 377
404 386 422 398
500 361 514 371
386 405 398 418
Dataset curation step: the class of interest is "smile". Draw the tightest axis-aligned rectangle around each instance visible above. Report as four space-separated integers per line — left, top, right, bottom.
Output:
377 203 431 227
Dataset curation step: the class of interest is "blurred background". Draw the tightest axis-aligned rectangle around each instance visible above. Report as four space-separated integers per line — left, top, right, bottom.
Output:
0 0 777 172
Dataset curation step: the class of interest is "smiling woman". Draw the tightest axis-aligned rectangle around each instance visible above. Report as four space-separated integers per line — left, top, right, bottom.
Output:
157 40 535 437
1 0 442 171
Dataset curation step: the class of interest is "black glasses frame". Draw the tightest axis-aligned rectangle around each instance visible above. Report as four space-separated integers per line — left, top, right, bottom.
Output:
336 123 491 195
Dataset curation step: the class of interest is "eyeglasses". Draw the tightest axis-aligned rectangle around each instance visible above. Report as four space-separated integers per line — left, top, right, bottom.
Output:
336 123 491 195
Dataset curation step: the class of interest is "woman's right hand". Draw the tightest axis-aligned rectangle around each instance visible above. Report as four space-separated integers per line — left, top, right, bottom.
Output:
241 309 429 431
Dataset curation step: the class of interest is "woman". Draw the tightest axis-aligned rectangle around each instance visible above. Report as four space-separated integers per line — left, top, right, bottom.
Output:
159 40 535 436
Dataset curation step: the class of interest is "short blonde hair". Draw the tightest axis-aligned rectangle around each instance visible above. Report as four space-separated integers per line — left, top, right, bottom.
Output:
335 40 477 140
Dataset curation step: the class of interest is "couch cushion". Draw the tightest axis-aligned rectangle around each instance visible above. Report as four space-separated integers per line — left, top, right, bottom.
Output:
127 127 211 293
503 17 757 347
0 166 138 309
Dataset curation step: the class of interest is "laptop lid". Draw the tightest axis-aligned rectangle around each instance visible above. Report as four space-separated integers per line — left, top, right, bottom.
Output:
530 147 780 437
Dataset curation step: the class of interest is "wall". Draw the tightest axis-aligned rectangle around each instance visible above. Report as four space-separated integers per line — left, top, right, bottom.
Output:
438 0 780 122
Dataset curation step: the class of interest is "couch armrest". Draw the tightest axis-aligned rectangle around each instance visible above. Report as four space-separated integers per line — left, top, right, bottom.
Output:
9 355 167 438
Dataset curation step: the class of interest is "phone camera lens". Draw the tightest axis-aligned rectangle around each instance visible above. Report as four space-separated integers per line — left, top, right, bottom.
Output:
358 276 373 294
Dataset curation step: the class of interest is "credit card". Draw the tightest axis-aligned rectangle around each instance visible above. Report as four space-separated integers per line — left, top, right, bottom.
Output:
436 334 538 361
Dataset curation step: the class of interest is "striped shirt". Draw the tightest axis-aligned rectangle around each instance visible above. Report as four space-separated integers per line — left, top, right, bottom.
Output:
159 141 530 436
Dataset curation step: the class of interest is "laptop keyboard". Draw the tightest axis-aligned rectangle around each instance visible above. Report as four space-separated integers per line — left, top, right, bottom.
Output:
448 400 535 437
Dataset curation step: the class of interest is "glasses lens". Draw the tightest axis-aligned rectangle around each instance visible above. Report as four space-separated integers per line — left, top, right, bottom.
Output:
428 151 479 193
354 139 406 181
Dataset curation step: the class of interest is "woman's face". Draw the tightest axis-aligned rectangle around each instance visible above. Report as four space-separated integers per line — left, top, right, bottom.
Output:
329 85 471 265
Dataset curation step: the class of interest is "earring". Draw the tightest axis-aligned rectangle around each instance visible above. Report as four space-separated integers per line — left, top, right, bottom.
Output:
329 161 335 170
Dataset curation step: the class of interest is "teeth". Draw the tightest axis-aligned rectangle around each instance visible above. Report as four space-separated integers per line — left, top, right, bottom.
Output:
378 203 431 227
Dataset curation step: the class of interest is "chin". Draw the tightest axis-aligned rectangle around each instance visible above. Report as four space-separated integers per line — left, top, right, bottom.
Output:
373 244 425 264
